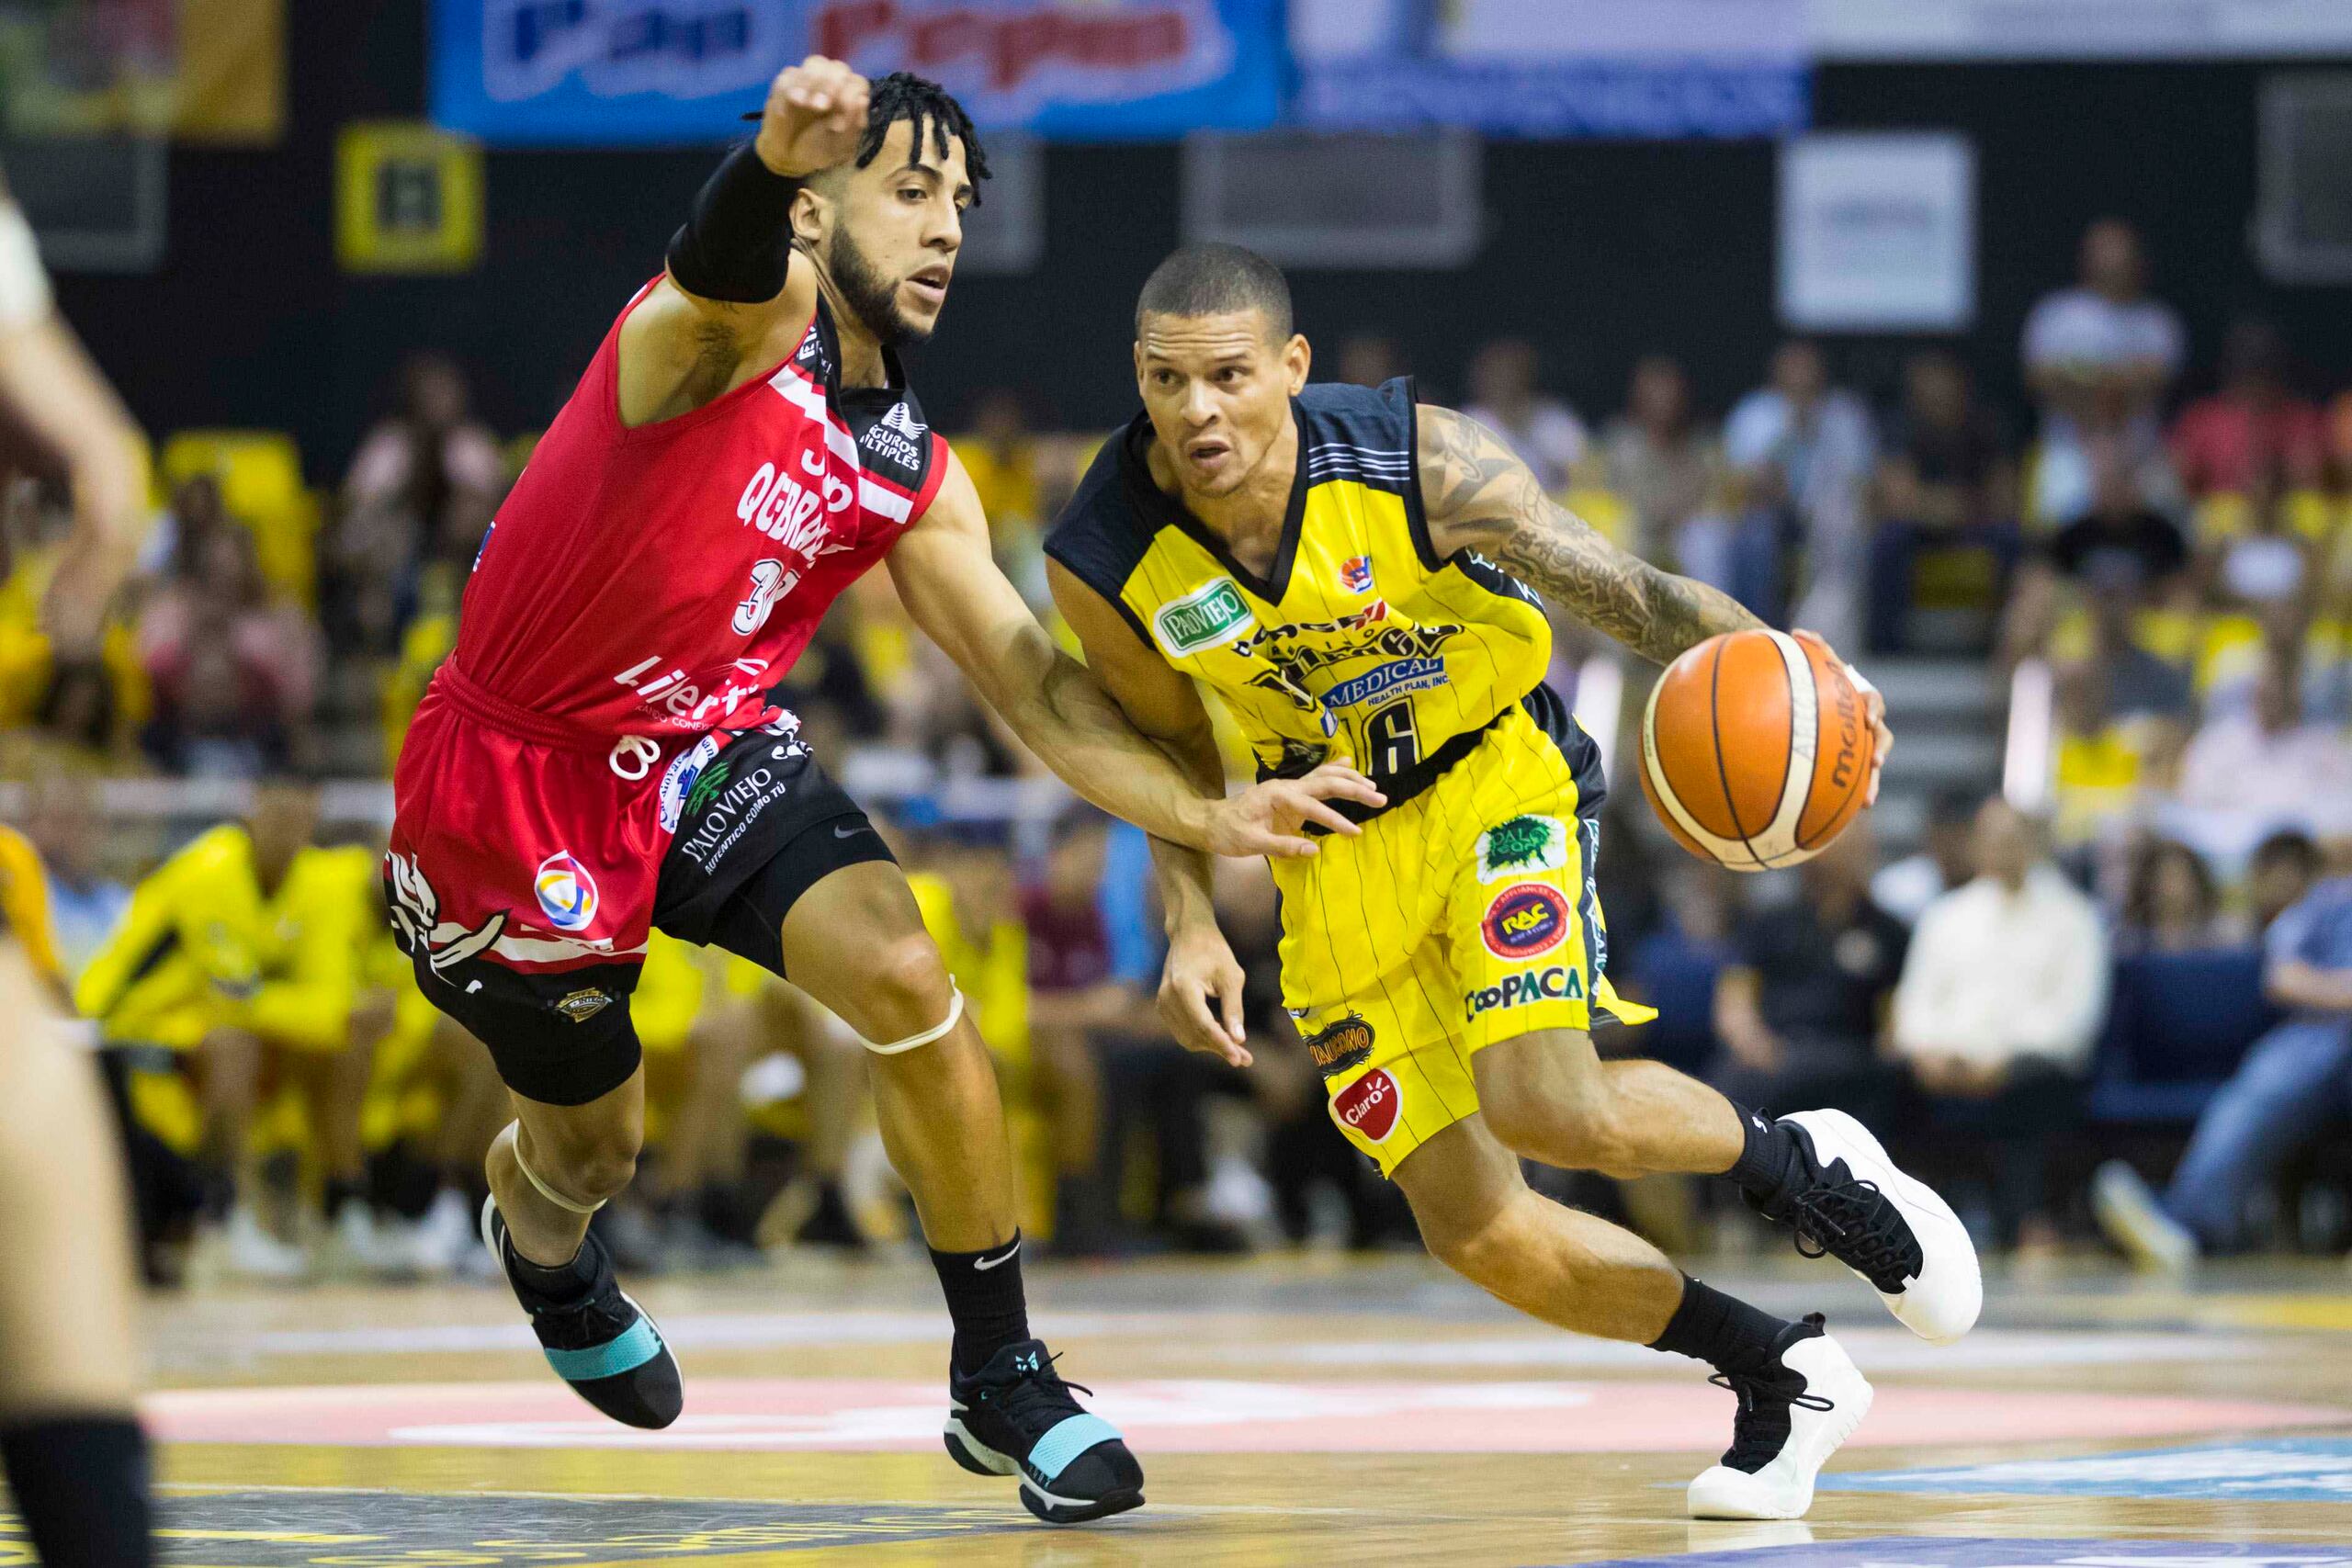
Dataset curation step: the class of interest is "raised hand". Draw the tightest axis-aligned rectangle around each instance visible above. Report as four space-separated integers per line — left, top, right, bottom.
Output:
754 55 870 178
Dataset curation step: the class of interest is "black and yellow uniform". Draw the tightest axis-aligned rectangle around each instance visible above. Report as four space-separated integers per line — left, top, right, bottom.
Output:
1047 378 1649 1176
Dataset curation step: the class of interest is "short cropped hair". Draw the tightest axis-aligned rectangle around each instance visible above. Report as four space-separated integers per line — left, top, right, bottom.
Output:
1135 243 1293 341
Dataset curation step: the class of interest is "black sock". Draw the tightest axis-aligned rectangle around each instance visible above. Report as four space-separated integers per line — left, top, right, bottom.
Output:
1724 1100 1801 1197
505 1235 594 1298
1649 1276 1803 1374
1 1415 153 1567
928 1232 1030 1376
322 1176 366 1220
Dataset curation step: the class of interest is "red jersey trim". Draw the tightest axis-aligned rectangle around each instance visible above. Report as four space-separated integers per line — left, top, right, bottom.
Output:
906 431 952 525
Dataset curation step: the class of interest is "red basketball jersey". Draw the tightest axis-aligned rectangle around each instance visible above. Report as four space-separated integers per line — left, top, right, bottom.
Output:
447 280 946 742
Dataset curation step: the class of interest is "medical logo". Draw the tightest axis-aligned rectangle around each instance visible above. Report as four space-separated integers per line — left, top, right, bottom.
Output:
1477 815 1568 884
1339 554 1374 594
734 558 793 636
533 852 600 933
1302 1014 1375 1080
658 734 724 833
1153 578 1255 657
1318 657 1446 711
1465 965 1583 1020
1331 1066 1401 1144
554 987 614 1024
1482 882 1568 960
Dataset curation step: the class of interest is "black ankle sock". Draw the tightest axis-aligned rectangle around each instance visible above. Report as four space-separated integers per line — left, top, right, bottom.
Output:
1724 1100 1800 1197
507 1235 595 1298
1649 1276 1801 1374
1 1415 153 1567
322 1176 366 1220
928 1232 1030 1376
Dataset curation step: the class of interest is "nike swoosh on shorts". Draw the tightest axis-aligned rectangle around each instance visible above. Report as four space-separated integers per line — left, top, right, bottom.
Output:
834 823 871 839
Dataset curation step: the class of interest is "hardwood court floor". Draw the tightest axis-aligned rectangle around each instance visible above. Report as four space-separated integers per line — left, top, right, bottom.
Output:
39 1252 2352 1566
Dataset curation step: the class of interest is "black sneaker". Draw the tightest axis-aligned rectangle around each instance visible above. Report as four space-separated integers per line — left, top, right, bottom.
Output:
943 1339 1143 1524
481 1197 682 1428
1744 1109 1981 1344
1686 1315 1873 1519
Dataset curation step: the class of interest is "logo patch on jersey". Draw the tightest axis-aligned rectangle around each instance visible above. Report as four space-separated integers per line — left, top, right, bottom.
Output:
861 400 929 470
1318 657 1446 711
1477 815 1569 884
1481 882 1568 960
1154 578 1255 657
1340 554 1374 594
1331 1067 1401 1144
383 852 505 977
533 852 600 933
1464 964 1583 1020
658 735 725 833
1302 1014 1375 1079
554 987 614 1024
734 558 795 636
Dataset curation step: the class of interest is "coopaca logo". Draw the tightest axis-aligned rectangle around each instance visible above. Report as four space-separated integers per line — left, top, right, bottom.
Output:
1482 883 1567 960
534 852 599 933
1331 1067 1401 1144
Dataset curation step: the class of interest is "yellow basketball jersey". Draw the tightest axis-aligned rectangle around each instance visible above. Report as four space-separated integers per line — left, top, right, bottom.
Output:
1047 379 1592 807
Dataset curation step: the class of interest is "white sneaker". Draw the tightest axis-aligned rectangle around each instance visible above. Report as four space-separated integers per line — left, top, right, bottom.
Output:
327 1201 417 1278
2092 1160 2197 1273
1686 1325 1873 1520
1766 1110 1983 1345
223 1204 311 1282
410 1189 479 1277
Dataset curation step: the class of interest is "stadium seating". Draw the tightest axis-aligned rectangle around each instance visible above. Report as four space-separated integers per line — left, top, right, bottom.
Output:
2086 947 2278 1126
159 429 321 606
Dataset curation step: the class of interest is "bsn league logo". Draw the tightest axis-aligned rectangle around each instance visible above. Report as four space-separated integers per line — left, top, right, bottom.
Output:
534 852 600 933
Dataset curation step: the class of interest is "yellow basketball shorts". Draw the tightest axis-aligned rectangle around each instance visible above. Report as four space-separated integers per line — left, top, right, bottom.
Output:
1272 704 1654 1178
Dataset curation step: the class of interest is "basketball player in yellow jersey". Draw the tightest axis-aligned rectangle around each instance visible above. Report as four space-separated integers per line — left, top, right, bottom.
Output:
1048 245 1981 1520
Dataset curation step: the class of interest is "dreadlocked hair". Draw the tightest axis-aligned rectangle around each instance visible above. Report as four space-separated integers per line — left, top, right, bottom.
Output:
854 73 989 203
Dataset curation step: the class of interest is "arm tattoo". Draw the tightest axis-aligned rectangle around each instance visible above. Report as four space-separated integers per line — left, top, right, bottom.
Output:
1419 405 1761 666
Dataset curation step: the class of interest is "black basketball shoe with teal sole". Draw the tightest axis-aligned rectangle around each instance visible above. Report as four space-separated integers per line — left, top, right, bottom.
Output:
943 1339 1143 1524
481 1197 682 1429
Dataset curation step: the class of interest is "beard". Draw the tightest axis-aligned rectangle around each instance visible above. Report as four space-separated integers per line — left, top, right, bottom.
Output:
826 227 930 349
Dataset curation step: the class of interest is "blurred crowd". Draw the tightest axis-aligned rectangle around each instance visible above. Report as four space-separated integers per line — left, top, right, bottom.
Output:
2 213 2350 1278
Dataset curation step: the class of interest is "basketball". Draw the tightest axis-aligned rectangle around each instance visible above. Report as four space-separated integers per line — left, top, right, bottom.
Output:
1640 628 1874 872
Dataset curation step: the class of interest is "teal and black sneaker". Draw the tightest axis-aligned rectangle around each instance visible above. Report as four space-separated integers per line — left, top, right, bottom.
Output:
481 1198 682 1429
943 1339 1143 1524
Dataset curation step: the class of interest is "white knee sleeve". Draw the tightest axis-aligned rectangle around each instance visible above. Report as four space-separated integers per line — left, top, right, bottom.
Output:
860 985 964 1056
508 1122 606 1214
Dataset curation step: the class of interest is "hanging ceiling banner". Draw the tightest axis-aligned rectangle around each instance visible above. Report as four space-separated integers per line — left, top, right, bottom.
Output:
1813 0 2352 61
431 0 1284 146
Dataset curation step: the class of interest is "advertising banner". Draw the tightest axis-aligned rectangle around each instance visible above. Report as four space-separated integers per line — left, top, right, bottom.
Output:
431 0 1283 145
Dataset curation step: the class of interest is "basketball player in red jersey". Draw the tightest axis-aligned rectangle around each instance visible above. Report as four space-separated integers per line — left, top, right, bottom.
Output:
386 61 1378 1525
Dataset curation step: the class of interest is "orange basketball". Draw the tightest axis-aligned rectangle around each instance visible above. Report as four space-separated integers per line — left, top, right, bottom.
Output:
1638 628 1874 871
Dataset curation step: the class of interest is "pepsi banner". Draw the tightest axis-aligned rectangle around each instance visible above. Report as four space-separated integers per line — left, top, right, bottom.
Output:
432 0 1283 145
1291 0 1808 141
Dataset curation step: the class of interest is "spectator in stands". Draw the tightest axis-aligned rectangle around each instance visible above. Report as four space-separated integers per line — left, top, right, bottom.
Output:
1871 787 1979 928
2202 462 2319 613
2049 659 2159 853
1334 333 1406 392
21 768 128 983
1022 813 1131 1254
1464 337 1587 492
2201 598 2349 728
2093 843 2344 1268
1867 351 2019 653
2169 319 2326 500
1892 797 2109 1251
334 353 502 651
1724 340 1876 643
2175 645 2352 854
138 525 321 777
2250 830 2324 935
956 389 1049 608
2083 574 2192 725
1601 355 1726 578
2021 218 2186 524
1710 823 1905 1129
2120 839 2225 953
2001 454 2188 669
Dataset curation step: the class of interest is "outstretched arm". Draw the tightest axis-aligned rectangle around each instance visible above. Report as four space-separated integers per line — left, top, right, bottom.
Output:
1418 403 1762 665
888 447 1383 866
1418 403 1890 798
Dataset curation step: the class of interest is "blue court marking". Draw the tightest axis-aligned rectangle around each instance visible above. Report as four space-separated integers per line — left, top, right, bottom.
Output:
1559 1541 2352 1568
1824 1436 2352 1503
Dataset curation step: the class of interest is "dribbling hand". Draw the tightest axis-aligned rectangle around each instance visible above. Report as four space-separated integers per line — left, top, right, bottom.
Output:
755 56 870 179
1204 761 1387 861
1792 628 1893 807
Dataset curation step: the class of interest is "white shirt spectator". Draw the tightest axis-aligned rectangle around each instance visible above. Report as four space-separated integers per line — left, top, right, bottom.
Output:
1891 866 2109 1073
1724 381 1876 646
2170 711 2352 855
1464 398 1588 493
2021 286 2185 522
